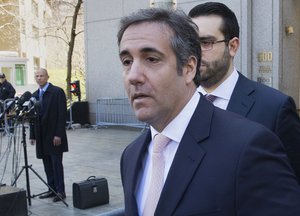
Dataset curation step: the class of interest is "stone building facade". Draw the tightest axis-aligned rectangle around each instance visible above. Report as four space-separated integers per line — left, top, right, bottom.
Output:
84 0 300 123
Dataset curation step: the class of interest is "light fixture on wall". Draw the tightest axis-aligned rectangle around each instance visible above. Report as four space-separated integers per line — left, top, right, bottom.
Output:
285 25 294 35
150 0 177 9
150 0 154 7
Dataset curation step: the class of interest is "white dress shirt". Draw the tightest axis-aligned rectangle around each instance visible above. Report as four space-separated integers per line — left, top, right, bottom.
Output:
198 68 239 110
135 91 200 215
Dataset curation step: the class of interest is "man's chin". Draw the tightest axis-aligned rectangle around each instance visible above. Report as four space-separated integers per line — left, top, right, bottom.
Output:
199 79 215 89
133 108 151 123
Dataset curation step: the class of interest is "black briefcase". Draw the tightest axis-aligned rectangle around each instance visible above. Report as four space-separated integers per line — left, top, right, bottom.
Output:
73 176 109 209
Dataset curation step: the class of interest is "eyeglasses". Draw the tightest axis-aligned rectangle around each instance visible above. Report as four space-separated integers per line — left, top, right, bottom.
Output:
200 39 228 51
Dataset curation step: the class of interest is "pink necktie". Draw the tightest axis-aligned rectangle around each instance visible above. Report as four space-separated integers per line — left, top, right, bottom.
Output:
205 94 217 103
143 133 171 216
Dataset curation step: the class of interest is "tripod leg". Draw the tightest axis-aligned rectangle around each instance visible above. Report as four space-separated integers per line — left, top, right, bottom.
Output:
11 166 32 206
67 98 73 129
11 167 25 186
28 166 69 207
12 123 68 207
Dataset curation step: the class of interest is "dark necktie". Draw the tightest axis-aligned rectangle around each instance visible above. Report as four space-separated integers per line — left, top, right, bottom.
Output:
39 89 44 100
39 89 44 114
205 94 217 103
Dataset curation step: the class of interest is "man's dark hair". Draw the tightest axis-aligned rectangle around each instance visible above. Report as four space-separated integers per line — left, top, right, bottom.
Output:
189 2 240 40
117 8 201 86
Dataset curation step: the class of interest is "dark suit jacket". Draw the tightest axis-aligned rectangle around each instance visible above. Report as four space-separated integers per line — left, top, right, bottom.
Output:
121 96 300 216
227 72 300 182
30 83 68 158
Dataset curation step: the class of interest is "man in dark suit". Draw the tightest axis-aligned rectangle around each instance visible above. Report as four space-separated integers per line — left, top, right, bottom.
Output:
118 8 300 216
189 2 300 183
30 68 68 202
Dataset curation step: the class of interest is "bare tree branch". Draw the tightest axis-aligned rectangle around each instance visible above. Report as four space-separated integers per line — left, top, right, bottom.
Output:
0 22 14 30
44 34 69 45
75 30 84 36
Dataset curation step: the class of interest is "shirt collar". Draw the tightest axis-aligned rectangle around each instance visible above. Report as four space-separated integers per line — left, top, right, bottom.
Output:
40 82 49 92
150 90 200 143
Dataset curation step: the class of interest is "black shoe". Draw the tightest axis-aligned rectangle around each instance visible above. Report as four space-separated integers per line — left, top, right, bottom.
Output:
53 192 66 202
39 191 56 199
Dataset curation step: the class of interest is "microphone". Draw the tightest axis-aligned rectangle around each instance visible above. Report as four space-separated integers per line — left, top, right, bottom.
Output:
0 97 19 119
15 91 32 114
25 97 40 115
30 97 39 106
16 91 32 107
19 97 40 118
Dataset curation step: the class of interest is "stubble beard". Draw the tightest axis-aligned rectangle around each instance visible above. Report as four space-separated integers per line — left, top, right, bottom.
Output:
199 48 231 89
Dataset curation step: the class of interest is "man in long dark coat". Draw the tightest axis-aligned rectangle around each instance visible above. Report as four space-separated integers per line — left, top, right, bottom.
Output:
30 68 68 202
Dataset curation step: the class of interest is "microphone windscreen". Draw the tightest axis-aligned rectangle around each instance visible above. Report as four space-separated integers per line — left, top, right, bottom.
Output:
17 91 32 107
30 97 37 104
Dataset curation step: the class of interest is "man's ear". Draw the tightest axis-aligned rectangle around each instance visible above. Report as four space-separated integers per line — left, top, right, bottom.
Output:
183 56 197 85
228 37 240 57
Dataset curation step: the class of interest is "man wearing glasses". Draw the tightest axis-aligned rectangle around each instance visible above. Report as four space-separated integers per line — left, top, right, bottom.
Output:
189 2 300 183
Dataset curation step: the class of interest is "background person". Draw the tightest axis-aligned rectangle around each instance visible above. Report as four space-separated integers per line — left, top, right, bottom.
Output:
0 72 16 131
30 68 68 202
189 2 300 183
0 72 16 101
118 8 300 216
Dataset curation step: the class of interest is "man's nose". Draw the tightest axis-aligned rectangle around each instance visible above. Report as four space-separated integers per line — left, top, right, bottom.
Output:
127 61 145 85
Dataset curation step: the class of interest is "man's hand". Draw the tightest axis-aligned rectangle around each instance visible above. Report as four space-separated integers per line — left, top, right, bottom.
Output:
53 136 62 146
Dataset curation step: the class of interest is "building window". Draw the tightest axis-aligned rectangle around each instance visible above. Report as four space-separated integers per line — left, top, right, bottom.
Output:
46 0 52 7
43 11 46 22
15 64 26 86
32 0 38 17
33 57 40 71
21 19 25 34
32 25 39 38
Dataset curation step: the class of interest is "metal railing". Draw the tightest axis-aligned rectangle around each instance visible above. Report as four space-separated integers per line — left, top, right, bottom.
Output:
96 98 146 128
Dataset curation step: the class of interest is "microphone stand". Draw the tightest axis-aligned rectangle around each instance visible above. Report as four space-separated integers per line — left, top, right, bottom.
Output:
0 98 16 134
67 95 74 130
11 118 68 207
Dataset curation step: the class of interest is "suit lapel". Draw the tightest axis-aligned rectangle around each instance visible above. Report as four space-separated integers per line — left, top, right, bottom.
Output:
156 96 213 216
227 72 255 117
125 130 151 215
41 83 53 118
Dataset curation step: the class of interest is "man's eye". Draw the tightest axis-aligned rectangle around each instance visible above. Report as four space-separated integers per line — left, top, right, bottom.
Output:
201 41 212 46
146 57 159 63
122 59 132 66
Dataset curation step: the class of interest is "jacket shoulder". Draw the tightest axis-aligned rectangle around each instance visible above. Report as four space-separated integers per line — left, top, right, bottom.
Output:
47 83 65 94
237 72 290 102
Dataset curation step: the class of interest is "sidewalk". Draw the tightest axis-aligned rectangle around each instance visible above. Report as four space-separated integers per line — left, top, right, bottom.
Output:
0 126 142 216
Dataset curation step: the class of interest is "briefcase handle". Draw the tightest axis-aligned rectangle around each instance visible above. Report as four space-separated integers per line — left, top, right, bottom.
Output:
87 176 96 181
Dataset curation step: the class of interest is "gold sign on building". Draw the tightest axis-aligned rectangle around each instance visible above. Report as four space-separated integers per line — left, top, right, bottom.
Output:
257 51 273 62
257 51 273 87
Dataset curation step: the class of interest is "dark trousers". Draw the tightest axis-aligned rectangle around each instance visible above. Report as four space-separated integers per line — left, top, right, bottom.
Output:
42 154 65 194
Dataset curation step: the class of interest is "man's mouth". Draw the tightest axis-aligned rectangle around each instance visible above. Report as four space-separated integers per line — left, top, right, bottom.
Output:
132 93 148 101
